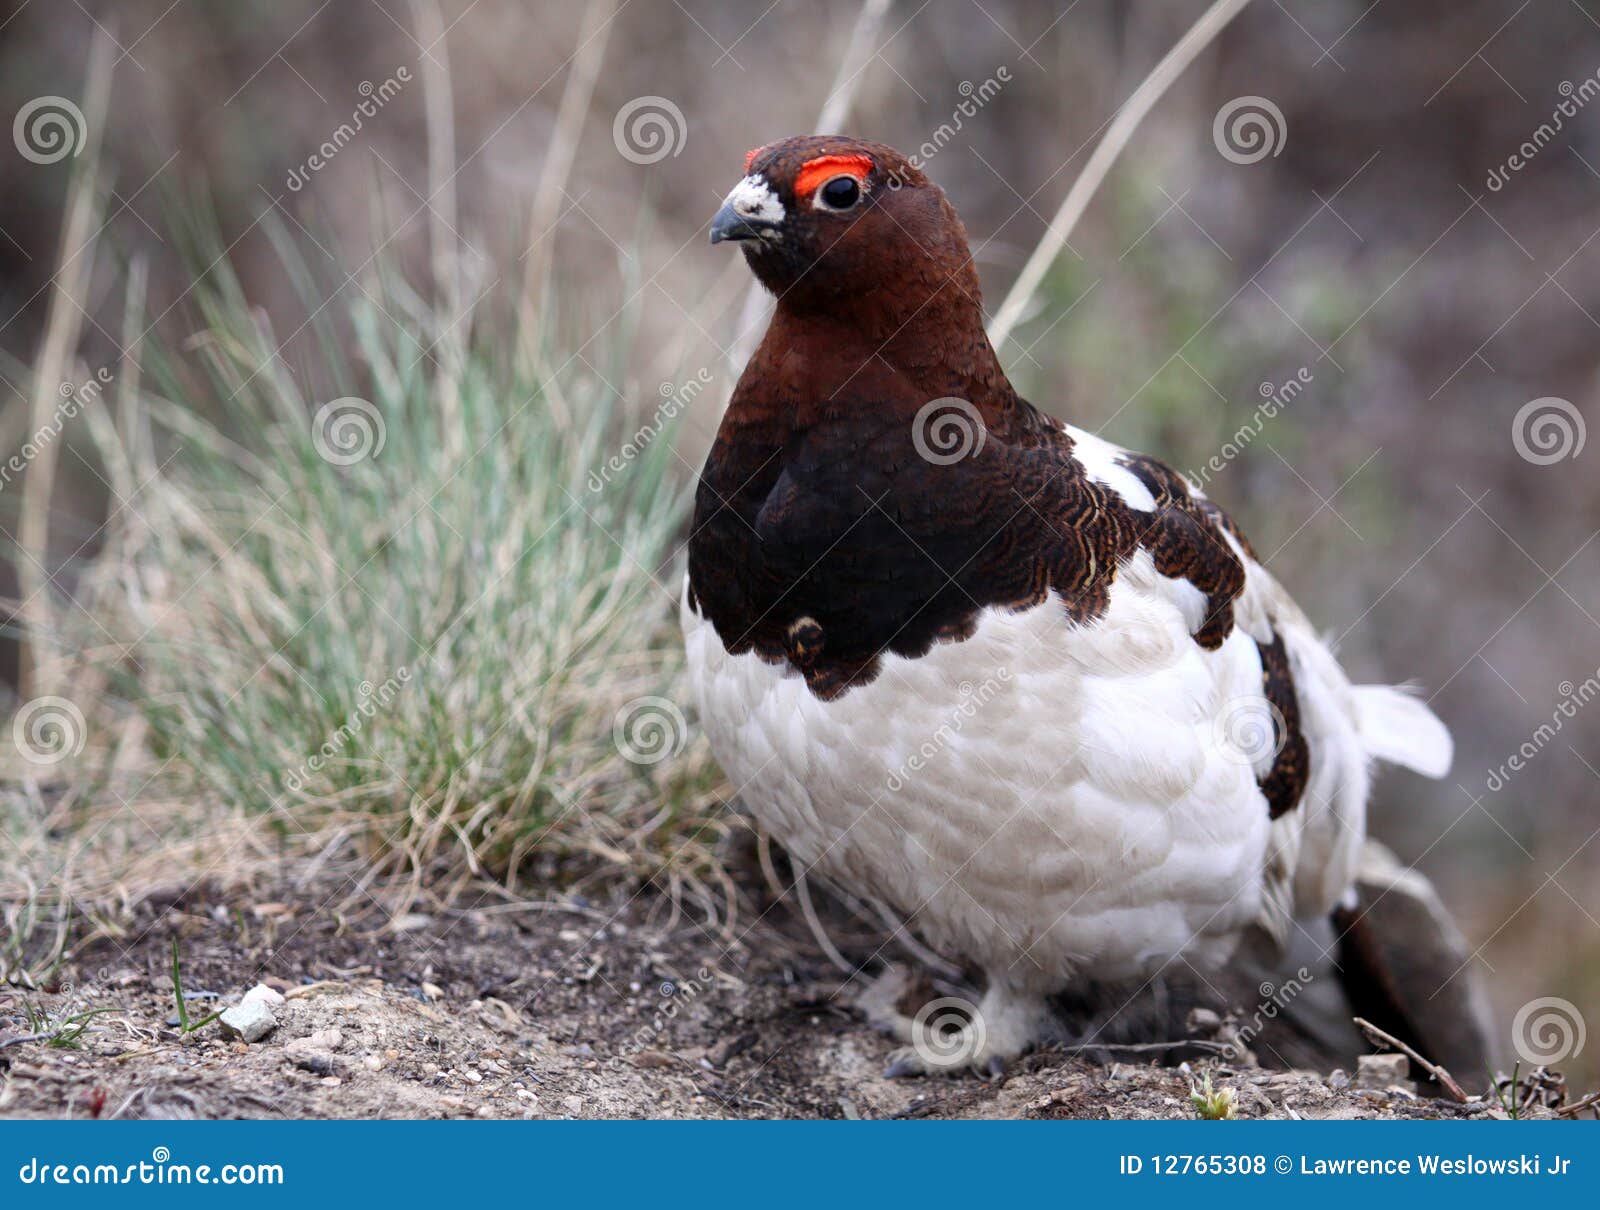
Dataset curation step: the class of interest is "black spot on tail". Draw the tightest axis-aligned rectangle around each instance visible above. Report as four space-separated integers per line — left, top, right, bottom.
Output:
1257 632 1309 818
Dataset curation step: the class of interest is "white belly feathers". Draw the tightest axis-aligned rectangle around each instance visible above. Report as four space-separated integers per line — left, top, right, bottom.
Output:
682 547 1285 988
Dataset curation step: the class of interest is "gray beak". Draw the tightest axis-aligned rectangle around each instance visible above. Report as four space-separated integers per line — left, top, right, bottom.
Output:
709 200 776 245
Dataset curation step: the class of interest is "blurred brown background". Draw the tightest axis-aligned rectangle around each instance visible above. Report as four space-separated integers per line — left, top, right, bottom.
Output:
2 0 1598 1083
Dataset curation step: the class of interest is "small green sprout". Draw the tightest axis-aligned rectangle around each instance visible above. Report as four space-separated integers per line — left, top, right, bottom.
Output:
1190 1072 1238 1120
170 938 224 1034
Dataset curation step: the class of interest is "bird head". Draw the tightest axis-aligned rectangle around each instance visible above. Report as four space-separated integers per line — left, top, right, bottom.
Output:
710 135 978 317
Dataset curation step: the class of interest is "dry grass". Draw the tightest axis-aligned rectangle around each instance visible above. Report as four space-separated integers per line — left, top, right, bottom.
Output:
0 199 734 982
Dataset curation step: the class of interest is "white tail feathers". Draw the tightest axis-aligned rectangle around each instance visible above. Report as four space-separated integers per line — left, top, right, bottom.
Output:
1353 685 1453 778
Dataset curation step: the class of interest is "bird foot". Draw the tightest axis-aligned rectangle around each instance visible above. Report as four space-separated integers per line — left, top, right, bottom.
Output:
861 967 1047 1079
882 993 1020 1079
855 964 935 1042
884 1043 1008 1080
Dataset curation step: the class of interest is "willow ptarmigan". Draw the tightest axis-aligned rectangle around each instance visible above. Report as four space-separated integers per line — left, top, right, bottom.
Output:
682 135 1457 1075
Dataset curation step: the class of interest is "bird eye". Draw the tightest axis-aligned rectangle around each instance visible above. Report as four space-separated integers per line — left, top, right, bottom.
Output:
817 175 861 210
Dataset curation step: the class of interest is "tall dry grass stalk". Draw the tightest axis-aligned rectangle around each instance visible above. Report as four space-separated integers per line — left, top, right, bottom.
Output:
517 0 619 369
725 0 895 379
409 0 466 458
15 27 116 701
987 0 1254 348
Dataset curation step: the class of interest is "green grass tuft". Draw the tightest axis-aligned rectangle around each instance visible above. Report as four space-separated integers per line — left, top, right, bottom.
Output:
60 211 725 905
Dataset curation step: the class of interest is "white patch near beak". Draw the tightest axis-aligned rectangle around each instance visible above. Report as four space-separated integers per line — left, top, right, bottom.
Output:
723 175 785 230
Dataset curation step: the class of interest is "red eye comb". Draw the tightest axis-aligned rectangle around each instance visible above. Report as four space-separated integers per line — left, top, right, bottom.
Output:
794 154 874 200
743 145 765 173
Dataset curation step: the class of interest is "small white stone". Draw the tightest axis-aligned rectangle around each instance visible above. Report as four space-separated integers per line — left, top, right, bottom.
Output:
240 983 286 1009
285 1029 343 1057
1355 1053 1412 1091
219 1000 277 1043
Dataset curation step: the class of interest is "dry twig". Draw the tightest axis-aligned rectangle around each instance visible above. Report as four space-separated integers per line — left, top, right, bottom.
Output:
1352 1016 1469 1103
988 0 1254 348
1557 1090 1600 1118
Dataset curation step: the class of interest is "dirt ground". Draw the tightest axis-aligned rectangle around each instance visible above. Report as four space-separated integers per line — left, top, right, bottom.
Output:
0 873 1562 1121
